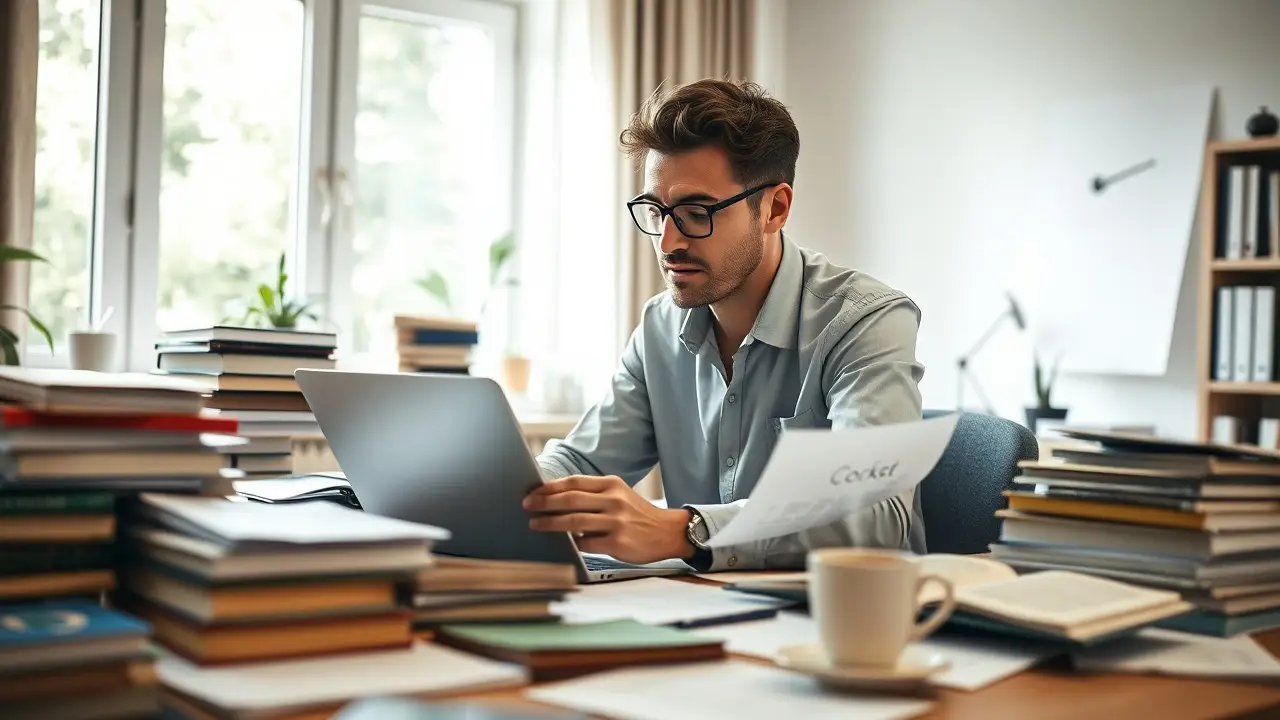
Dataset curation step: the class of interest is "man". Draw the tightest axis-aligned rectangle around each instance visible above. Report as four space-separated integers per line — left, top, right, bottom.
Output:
524 79 925 571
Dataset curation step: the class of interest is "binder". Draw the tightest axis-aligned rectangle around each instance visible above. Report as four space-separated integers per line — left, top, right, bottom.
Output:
1227 166 1246 259
1216 286 1234 381
1254 286 1276 383
1233 286 1255 383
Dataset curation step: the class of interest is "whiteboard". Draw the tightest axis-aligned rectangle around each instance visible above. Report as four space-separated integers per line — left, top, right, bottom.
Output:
1029 84 1213 376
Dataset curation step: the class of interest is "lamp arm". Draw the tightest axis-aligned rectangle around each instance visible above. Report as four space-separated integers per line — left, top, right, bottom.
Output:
959 310 1013 361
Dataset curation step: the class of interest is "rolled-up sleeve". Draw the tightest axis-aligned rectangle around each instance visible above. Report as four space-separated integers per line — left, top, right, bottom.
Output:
685 299 925 571
536 326 659 487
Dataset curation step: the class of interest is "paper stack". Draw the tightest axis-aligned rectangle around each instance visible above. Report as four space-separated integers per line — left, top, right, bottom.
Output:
114 494 447 666
156 325 339 478
411 556 578 627
0 367 241 604
0 600 160 718
991 428 1280 636
394 315 478 375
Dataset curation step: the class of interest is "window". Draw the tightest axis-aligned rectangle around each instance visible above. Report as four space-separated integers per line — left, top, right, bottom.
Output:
335 0 516 361
155 0 306 332
27 0 521 372
32 0 102 353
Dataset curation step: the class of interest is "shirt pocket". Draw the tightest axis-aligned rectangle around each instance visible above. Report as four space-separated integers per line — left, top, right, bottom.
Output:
770 407 817 434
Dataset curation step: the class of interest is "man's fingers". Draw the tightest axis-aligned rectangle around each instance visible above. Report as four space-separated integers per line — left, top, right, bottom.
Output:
527 475 619 497
574 535 614 555
529 512 616 534
523 490 608 513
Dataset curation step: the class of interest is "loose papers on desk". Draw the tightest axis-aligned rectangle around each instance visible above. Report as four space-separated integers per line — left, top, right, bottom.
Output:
551 577 792 627
1071 628 1280 683
689 611 1058 691
526 660 934 720
705 414 958 548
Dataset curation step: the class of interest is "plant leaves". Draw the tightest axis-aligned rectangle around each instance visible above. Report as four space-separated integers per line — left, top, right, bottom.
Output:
277 253 289 299
0 326 20 366
0 247 49 264
0 304 54 353
257 284 277 314
416 271 451 309
489 232 515 285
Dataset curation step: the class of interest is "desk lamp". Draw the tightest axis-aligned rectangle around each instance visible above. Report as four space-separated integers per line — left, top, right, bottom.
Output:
956 293 1026 415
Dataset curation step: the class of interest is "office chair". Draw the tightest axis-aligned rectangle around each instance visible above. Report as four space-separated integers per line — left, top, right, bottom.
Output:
918 410 1039 555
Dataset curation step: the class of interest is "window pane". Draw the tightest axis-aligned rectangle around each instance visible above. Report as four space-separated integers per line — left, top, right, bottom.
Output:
157 0 304 331
350 11 505 356
32 0 101 351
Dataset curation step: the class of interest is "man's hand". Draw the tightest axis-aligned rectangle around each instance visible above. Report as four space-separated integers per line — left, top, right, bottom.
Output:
523 475 695 565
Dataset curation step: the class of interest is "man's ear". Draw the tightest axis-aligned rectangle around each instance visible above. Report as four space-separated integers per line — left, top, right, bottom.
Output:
763 184 793 233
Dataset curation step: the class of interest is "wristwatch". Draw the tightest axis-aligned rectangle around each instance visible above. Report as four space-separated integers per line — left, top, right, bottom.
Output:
685 508 712 550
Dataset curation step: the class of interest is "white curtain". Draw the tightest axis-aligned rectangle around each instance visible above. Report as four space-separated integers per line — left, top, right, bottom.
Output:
513 0 621 407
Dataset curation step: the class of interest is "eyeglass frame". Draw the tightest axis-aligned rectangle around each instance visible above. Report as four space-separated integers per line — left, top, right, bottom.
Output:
625 183 777 239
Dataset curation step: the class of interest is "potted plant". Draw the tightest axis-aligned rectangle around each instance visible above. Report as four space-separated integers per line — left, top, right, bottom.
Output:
0 247 55 365
1025 354 1068 433
239 253 320 330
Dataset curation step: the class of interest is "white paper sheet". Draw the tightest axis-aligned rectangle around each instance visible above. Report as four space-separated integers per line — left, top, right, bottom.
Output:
1071 628 1280 683
526 660 934 720
689 612 1056 691
157 641 526 712
551 576 793 626
706 415 959 548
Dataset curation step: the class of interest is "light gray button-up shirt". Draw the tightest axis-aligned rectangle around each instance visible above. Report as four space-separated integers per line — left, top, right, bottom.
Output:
537 233 926 571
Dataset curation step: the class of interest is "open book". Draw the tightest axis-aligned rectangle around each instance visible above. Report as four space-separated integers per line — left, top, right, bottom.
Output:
723 555 1192 644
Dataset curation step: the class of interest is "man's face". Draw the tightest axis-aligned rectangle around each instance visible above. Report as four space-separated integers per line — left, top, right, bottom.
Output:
640 146 765 309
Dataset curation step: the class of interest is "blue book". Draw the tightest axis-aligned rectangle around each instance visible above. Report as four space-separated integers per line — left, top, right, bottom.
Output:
0 599 148 650
1157 607 1280 637
411 329 479 346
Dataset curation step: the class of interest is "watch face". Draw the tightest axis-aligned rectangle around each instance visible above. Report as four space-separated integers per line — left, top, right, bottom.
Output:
689 515 711 547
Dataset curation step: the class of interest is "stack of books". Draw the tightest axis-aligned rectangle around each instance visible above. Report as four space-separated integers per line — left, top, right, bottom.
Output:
156 325 338 478
394 315 479 374
115 493 447 668
0 368 241 603
990 428 1280 637
0 600 160 718
411 556 578 627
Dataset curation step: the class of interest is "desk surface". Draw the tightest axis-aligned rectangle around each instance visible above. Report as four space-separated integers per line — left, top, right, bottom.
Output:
425 583 1280 720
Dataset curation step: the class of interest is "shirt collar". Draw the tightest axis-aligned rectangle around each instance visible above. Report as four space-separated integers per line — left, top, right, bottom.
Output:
676 232 802 354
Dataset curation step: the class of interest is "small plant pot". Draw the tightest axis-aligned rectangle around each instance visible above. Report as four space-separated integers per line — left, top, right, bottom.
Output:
1025 405 1068 434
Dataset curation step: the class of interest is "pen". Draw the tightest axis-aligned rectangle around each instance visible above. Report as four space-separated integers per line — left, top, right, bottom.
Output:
669 606 779 629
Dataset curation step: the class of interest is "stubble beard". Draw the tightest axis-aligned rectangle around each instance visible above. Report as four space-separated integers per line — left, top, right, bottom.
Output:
664 220 764 309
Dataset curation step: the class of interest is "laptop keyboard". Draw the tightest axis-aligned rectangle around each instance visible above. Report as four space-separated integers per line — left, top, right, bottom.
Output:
582 554 639 571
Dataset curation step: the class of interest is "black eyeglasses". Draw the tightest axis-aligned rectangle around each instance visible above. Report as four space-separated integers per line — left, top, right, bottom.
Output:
626 183 775 239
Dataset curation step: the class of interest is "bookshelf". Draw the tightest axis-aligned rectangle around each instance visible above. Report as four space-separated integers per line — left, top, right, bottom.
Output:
1196 136 1280 442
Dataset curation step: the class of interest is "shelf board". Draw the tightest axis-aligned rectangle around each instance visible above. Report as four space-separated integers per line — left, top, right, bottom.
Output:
1211 258 1280 272
1208 382 1280 396
1209 137 1280 155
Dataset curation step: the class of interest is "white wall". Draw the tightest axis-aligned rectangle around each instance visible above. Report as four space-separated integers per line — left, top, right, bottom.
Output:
780 0 1280 438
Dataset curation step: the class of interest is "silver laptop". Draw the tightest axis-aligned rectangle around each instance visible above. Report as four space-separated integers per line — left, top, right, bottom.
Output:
294 369 687 583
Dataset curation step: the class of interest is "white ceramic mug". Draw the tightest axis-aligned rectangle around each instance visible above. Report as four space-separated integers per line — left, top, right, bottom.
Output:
68 331 119 372
808 548 957 668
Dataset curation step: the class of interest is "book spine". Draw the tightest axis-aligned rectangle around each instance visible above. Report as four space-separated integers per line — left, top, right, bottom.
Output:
0 543 116 576
1216 286 1234 381
1227 166 1246 259
0 491 115 515
1233 286 1255 382
1254 286 1276 382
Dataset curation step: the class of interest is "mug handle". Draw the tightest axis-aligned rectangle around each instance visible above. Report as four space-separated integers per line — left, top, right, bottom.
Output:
910 573 957 641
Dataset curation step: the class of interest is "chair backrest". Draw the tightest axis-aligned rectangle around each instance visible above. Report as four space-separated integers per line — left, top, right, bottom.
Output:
918 410 1039 555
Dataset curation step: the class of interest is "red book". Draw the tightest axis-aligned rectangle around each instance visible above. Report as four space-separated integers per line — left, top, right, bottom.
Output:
0 405 238 433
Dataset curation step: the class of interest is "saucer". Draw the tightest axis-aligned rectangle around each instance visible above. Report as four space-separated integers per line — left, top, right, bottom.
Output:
775 643 950 693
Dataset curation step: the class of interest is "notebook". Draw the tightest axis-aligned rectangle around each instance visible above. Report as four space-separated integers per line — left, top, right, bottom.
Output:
434 619 726 681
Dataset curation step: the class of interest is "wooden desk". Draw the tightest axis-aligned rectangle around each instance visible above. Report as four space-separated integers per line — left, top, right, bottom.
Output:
430 626 1280 720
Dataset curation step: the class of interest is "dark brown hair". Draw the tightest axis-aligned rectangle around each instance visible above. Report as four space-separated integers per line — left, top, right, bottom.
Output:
620 78 799 187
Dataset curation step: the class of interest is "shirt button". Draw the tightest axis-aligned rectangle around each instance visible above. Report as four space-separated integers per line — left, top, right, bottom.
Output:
727 393 736 404
725 456 735 468
727 556 738 567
